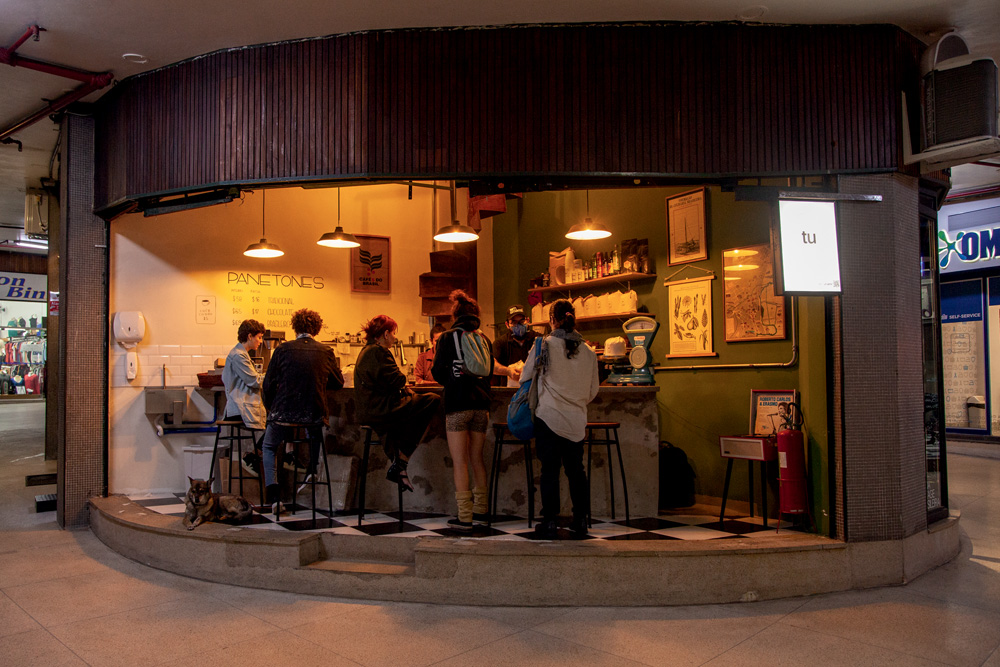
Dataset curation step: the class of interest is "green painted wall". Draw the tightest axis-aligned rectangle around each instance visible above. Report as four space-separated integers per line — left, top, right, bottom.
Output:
492 186 830 534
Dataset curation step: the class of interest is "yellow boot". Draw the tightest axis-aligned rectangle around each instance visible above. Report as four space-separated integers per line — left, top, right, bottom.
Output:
448 490 474 532
472 486 489 525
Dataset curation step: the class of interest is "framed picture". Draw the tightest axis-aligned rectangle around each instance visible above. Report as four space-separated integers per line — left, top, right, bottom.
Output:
750 389 798 435
664 275 716 358
351 235 391 293
666 188 708 265
723 243 786 342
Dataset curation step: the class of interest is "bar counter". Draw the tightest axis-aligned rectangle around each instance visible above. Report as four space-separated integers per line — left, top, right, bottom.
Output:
324 384 660 519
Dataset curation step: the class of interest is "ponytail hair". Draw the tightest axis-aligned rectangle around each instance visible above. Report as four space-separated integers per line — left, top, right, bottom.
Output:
449 289 480 319
550 299 581 358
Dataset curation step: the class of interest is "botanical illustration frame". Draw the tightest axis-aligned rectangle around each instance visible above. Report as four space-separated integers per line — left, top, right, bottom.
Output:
750 389 798 435
351 234 391 293
666 187 708 265
664 275 715 358
723 242 786 342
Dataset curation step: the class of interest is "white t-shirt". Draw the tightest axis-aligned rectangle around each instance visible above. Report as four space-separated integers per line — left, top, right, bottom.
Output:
520 335 600 442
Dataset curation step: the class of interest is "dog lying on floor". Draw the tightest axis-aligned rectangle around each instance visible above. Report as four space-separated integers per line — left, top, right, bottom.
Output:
182 477 253 530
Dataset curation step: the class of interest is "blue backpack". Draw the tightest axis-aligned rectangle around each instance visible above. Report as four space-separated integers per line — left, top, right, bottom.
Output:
506 338 543 440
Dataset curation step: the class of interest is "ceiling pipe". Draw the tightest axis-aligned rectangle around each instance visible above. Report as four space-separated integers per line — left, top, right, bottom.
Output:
0 24 114 142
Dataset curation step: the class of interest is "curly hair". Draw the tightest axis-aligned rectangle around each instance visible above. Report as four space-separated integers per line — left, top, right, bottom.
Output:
290 308 323 336
237 319 265 343
362 314 398 344
550 299 581 358
449 289 480 319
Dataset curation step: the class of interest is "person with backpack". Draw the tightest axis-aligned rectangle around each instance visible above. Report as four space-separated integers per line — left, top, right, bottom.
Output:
355 314 441 492
518 299 599 538
431 290 494 532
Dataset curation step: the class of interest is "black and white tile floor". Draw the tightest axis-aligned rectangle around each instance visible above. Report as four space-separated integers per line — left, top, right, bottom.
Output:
130 493 807 541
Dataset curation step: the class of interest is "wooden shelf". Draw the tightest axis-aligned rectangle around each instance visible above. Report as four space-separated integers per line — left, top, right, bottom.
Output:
576 312 654 324
528 272 656 294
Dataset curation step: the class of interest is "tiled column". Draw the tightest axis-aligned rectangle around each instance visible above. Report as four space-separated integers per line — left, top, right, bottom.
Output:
835 173 926 541
57 112 108 529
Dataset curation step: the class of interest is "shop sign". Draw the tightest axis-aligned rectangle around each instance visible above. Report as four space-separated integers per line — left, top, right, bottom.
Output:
775 200 842 294
938 228 1000 270
49 291 59 316
351 235 391 293
0 271 47 302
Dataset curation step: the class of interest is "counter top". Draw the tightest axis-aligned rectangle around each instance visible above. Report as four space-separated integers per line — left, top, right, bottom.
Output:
350 384 659 395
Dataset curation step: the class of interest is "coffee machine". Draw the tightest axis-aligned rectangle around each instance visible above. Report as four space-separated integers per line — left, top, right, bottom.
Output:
605 316 659 385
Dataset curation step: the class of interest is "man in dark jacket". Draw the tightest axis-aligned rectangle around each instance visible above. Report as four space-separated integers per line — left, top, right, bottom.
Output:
260 308 344 512
492 304 538 387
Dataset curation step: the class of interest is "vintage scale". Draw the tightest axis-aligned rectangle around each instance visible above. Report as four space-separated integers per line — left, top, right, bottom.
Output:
606 316 660 385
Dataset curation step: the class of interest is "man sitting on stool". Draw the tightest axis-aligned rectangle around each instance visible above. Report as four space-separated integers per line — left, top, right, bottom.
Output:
260 308 344 514
222 319 266 475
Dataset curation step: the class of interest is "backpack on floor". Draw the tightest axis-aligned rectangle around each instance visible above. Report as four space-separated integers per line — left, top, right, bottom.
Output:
451 329 492 378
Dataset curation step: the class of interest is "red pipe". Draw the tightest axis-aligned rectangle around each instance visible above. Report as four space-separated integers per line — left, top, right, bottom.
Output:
0 24 114 141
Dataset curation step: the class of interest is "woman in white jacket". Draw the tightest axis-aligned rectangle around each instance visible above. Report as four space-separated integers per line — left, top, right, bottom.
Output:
519 299 599 538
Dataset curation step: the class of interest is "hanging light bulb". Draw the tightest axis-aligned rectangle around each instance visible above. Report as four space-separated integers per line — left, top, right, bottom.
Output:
317 187 361 248
244 190 284 258
433 182 479 243
566 190 611 240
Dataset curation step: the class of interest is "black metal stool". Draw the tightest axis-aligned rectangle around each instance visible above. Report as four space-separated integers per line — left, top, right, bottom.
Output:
356 425 404 528
272 422 333 524
586 421 630 526
209 419 264 507
488 423 535 527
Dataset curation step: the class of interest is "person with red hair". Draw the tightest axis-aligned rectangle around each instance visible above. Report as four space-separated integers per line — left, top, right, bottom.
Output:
355 314 440 491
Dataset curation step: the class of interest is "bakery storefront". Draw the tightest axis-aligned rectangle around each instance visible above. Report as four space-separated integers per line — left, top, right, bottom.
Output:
56 22 959 603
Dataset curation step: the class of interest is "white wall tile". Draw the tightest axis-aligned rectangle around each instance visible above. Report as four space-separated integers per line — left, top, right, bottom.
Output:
181 345 202 355
159 344 180 355
169 355 191 366
141 345 159 355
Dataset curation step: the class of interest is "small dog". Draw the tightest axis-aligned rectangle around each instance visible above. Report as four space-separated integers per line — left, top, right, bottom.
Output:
182 477 253 530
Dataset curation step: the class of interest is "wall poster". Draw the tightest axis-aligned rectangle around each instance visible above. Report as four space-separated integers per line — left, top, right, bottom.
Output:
666 188 708 265
723 243 786 342
750 389 798 436
941 278 987 429
351 235 391 294
665 275 715 358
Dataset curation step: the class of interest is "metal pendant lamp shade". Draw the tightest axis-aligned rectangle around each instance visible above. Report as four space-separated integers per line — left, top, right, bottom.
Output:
433 182 478 243
566 190 611 240
244 190 284 258
317 188 360 248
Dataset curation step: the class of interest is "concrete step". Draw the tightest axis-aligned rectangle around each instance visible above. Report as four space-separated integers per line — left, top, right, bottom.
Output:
304 557 415 577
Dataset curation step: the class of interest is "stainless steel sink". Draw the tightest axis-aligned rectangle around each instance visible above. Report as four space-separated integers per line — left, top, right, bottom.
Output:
144 387 188 416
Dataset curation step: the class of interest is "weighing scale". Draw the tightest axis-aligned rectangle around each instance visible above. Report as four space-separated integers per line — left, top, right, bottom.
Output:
605 316 660 385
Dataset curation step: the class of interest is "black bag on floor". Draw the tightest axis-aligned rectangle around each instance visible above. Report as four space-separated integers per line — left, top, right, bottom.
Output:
659 441 696 509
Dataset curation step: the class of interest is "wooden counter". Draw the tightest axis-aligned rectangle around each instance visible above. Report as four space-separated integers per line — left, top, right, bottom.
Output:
324 384 660 519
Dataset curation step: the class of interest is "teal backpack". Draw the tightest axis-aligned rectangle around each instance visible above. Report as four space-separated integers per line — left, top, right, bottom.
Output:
452 329 492 377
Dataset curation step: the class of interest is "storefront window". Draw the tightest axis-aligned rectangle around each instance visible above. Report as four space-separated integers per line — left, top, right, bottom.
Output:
921 210 947 519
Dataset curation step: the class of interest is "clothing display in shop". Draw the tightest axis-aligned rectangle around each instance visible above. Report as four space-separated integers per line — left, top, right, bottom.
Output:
0 364 44 395
2 338 45 364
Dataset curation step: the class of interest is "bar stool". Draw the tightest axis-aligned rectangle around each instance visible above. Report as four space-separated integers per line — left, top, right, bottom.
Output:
209 419 264 507
488 423 535 527
272 422 333 525
356 426 404 528
586 421 630 526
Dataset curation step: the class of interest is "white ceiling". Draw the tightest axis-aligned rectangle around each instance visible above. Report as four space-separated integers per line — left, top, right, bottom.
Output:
1 0 999 248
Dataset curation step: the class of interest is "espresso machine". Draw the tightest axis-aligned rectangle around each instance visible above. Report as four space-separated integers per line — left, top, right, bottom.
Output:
251 329 286 372
605 316 660 385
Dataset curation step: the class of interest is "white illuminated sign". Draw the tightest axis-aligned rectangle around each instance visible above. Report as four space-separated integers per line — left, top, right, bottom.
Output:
777 200 842 294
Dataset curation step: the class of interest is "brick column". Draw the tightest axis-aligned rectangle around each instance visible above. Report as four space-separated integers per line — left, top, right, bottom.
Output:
57 112 108 529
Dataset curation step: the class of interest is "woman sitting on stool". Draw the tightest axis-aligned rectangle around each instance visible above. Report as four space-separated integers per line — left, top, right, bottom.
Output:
519 299 599 538
221 319 266 473
355 315 441 492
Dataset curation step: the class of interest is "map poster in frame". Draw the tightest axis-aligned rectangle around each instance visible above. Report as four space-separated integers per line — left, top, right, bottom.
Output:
664 275 716 358
666 188 708 265
750 389 798 436
723 243 786 342
351 235 391 293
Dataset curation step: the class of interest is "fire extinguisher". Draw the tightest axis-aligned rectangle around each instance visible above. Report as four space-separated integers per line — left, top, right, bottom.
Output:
776 402 808 515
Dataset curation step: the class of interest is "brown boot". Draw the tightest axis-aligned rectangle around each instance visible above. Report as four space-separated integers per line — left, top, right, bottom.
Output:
472 486 489 525
447 490 474 532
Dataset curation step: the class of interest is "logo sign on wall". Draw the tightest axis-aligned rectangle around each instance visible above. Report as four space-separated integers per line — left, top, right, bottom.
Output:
0 271 47 302
351 235 391 293
775 200 842 294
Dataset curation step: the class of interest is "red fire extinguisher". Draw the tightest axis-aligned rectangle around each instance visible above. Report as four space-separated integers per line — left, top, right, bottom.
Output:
776 403 808 515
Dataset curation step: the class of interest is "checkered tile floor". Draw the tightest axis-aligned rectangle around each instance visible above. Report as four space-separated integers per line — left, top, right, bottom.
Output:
129 493 806 541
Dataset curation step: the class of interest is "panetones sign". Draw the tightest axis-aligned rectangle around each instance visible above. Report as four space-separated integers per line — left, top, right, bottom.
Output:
0 271 47 302
939 229 1000 270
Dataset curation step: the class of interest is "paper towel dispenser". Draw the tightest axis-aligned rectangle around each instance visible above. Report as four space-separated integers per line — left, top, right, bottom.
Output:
113 311 145 348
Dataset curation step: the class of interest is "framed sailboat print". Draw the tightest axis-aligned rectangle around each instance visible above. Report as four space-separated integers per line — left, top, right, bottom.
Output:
666 188 708 265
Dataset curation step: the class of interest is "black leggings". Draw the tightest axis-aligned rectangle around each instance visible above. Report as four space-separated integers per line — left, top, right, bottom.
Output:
534 416 589 522
371 392 441 459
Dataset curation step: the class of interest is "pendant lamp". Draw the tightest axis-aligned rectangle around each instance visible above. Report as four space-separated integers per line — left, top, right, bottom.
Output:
317 188 360 248
433 182 479 243
243 190 284 258
566 190 611 240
